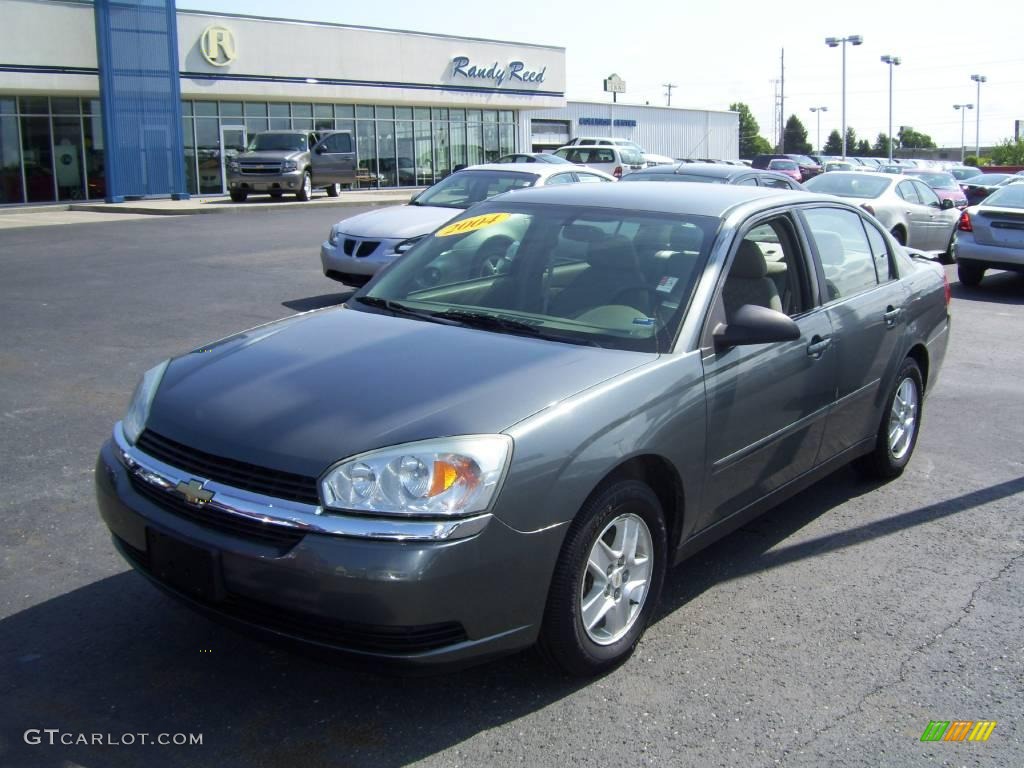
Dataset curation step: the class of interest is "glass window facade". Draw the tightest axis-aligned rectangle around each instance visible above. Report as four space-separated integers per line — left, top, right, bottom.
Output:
0 95 517 202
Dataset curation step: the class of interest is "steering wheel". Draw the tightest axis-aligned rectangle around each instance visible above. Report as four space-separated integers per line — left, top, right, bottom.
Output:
472 236 515 278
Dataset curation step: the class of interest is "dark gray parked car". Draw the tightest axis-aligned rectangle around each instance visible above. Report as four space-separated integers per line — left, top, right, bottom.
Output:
620 161 806 190
96 183 950 676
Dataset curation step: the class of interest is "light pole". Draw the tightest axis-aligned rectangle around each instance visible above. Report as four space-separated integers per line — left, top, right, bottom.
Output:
809 106 828 153
880 55 901 162
825 34 863 159
971 74 986 158
953 103 974 163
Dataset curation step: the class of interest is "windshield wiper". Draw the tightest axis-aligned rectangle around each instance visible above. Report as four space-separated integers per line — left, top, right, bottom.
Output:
433 310 543 336
354 296 462 325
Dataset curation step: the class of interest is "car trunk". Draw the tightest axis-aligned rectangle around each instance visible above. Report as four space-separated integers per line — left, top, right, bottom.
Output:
971 207 1024 250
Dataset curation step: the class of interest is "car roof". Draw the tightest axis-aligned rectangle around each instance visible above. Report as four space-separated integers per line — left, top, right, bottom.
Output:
492 179 820 217
459 162 612 180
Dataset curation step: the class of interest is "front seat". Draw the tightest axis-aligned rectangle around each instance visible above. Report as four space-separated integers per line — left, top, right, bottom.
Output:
549 235 648 317
722 240 782 318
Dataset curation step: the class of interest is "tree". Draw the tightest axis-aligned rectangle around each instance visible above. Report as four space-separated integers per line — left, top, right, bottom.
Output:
990 138 1024 165
730 102 773 158
856 139 872 156
872 133 892 158
897 126 936 150
844 127 857 155
822 129 843 155
783 114 812 154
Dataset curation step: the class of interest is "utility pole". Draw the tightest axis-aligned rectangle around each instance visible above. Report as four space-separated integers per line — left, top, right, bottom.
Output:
663 83 677 107
779 49 785 152
769 79 780 150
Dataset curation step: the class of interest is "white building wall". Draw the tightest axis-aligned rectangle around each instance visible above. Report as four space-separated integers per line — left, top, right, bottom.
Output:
519 101 739 160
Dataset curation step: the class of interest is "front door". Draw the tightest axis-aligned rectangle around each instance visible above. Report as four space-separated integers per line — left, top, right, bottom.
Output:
219 125 247 195
700 215 836 527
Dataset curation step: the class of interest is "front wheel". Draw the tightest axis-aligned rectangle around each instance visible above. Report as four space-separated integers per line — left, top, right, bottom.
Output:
855 358 923 480
538 480 667 677
957 260 985 287
296 171 312 201
229 190 248 203
941 231 956 265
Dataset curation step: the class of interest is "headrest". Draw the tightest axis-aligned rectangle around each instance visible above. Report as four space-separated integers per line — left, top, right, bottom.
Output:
730 240 768 278
586 235 637 269
814 230 845 265
562 224 606 242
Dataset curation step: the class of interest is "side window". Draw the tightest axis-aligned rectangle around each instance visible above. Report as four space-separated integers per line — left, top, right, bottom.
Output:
737 177 758 186
759 177 792 189
321 133 352 153
595 149 615 163
896 181 920 204
804 207 879 301
546 172 576 185
576 173 609 183
722 219 807 319
862 220 895 282
914 181 940 207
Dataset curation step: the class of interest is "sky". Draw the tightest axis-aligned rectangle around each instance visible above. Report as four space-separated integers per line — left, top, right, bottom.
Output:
181 0 1023 150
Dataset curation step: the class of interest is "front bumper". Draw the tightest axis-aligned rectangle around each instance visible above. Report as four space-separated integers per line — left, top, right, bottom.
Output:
95 432 565 667
227 169 305 193
320 238 401 279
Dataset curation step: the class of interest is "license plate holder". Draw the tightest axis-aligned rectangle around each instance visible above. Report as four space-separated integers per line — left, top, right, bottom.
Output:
147 528 224 603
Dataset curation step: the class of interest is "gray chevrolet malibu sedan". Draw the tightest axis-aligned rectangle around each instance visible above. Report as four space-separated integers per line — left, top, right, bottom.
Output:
96 183 950 676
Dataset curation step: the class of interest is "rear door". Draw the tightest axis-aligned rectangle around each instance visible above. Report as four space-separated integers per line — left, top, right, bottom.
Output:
312 132 356 187
700 213 836 527
895 180 934 249
801 206 909 459
911 179 956 250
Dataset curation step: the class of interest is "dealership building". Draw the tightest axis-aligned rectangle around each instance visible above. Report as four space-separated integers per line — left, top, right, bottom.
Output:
0 0 738 204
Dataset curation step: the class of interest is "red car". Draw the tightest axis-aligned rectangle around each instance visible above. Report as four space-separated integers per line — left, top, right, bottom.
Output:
902 170 968 209
766 158 803 182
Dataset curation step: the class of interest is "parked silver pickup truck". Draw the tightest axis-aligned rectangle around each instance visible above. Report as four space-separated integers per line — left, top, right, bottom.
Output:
226 130 356 202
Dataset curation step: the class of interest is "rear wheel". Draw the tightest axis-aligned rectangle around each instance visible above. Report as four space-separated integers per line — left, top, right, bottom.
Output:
890 227 906 246
957 260 985 287
941 231 956 265
325 183 341 198
296 171 312 201
855 358 923 480
229 189 248 203
538 479 667 677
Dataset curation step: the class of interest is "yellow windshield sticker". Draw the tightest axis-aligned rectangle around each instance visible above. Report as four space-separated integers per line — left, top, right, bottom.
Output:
436 212 511 237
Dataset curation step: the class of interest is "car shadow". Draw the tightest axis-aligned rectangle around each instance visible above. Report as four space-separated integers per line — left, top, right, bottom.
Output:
950 267 1024 305
3 469 1020 768
281 291 354 312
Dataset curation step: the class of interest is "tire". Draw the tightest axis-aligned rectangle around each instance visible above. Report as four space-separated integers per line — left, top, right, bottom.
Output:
296 171 312 201
229 190 248 203
269 191 284 199
855 358 923 480
957 260 985 287
940 231 956 266
538 479 667 677
890 227 906 246
325 183 341 198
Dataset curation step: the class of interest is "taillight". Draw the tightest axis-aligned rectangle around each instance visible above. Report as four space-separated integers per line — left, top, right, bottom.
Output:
613 166 623 179
943 272 951 306
861 203 875 215
957 211 972 232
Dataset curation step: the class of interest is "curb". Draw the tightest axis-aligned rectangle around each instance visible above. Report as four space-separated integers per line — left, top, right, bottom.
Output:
67 191 419 216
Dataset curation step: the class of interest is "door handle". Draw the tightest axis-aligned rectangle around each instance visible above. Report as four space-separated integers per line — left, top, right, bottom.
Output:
806 335 832 358
883 306 902 328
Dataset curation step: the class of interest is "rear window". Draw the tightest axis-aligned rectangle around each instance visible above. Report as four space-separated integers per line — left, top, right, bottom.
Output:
769 160 798 170
805 173 890 199
910 172 958 189
984 184 1024 208
620 148 645 165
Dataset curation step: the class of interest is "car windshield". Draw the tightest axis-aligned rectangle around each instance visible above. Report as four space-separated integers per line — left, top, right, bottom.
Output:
949 168 979 180
769 160 798 170
248 133 306 152
353 202 719 352
413 170 538 209
538 154 573 164
805 173 890 199
983 184 1024 208
970 173 1012 185
910 172 958 189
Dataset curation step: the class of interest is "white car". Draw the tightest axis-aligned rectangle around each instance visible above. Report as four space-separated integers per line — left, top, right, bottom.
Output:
562 136 671 167
321 163 615 284
553 144 646 179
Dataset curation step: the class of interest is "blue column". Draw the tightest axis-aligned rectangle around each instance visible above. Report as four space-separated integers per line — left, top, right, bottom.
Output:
93 0 190 201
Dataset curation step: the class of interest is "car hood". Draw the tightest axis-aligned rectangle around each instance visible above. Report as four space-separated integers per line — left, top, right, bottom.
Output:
335 205 460 239
237 150 305 163
145 308 653 478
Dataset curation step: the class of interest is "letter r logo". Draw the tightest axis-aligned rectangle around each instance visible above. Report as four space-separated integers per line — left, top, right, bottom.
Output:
201 26 237 66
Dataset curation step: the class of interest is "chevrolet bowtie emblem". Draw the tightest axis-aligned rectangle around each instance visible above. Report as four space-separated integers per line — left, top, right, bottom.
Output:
175 479 214 505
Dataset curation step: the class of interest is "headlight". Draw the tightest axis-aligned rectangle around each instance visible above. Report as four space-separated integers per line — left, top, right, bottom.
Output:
122 360 170 445
281 160 299 172
228 160 240 172
394 235 425 255
328 226 341 246
320 435 512 517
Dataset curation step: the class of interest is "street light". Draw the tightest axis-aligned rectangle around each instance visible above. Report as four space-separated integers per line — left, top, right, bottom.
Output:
880 55 901 162
971 74 987 158
953 103 974 163
809 106 828 154
825 35 863 159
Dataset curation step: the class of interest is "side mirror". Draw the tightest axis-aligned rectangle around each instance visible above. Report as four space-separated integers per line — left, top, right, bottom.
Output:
940 197 955 210
314 145 326 155
713 304 801 349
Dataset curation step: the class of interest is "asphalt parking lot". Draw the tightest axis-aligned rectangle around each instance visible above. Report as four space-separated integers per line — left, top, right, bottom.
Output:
1 208 1021 768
